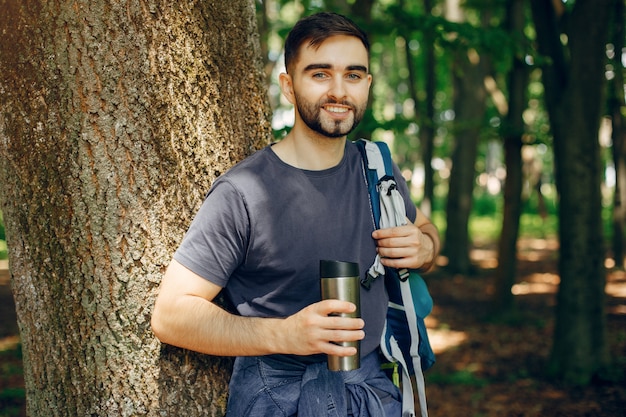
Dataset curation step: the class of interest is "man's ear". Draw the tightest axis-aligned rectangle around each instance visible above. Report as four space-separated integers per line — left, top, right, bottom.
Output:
278 72 296 105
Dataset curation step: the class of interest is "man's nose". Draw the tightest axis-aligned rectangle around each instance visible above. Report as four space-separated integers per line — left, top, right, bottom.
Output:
328 77 347 101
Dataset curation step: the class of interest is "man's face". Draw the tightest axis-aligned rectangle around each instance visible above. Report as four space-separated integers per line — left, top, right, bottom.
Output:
287 35 372 138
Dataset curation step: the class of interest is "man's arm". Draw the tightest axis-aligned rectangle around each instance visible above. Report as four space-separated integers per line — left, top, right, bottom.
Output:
371 207 440 272
151 259 365 357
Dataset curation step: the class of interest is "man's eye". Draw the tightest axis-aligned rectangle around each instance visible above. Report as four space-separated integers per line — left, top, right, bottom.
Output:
347 73 362 80
313 73 328 79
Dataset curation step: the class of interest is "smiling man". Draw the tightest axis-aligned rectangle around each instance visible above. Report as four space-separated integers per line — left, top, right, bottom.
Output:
284 36 370 138
151 12 439 417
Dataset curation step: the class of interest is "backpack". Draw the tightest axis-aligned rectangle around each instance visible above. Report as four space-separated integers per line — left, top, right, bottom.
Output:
355 138 435 417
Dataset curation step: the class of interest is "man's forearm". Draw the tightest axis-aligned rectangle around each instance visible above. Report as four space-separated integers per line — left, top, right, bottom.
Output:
152 294 285 356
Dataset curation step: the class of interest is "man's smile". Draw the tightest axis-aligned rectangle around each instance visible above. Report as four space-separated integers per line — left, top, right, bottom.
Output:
322 104 353 119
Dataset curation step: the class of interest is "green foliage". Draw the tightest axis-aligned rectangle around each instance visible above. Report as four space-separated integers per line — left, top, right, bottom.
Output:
473 190 502 217
470 215 502 242
429 186 560 244
0 387 25 402
0 399 22 417
0 346 24 417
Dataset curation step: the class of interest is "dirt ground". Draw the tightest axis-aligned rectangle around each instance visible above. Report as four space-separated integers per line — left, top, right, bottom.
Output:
424 239 626 417
1 240 625 417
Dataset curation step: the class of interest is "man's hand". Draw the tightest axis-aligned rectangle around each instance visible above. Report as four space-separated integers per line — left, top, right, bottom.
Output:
280 300 365 357
372 219 438 271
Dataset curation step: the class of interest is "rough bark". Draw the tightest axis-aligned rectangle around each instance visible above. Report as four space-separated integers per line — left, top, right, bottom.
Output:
0 0 271 415
530 0 610 384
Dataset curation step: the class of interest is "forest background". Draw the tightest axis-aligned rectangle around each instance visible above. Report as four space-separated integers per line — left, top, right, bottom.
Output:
0 0 625 416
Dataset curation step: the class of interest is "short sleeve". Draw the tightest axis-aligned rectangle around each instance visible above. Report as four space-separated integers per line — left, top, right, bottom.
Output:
173 179 250 287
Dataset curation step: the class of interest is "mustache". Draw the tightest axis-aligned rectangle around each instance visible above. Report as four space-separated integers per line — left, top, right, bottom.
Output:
319 99 356 109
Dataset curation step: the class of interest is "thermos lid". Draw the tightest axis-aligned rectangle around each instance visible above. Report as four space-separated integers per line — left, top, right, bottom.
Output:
320 260 359 278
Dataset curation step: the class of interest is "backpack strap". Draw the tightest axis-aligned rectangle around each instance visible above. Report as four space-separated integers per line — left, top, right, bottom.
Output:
363 138 393 181
357 139 409 283
356 139 384 230
356 138 431 417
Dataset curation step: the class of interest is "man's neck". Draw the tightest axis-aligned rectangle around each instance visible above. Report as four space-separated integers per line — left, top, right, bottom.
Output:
272 129 347 171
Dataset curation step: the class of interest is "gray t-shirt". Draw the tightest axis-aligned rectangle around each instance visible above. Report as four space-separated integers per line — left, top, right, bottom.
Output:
174 140 417 358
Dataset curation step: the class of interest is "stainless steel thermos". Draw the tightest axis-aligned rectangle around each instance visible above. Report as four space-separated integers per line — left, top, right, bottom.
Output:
319 260 361 371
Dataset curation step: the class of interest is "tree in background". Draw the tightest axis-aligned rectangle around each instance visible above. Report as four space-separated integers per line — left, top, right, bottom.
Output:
390 0 439 218
0 0 271 415
492 0 530 315
419 0 438 219
442 0 490 274
609 0 626 270
530 0 611 384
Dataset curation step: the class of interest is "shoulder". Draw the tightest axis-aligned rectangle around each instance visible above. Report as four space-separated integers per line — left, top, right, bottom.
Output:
208 145 289 204
226 145 275 173
214 146 275 184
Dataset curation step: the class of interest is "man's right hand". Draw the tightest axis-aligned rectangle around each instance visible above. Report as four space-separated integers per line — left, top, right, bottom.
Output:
280 300 365 357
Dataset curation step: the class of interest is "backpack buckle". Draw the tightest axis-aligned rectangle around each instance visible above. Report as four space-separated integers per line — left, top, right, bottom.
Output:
398 268 409 281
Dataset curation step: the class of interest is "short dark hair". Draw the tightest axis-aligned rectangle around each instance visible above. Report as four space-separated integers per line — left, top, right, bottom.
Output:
284 12 370 74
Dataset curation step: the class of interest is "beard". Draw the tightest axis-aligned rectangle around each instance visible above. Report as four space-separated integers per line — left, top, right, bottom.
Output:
294 93 366 138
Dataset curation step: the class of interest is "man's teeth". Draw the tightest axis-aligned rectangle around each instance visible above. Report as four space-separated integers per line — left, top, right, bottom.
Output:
326 106 348 113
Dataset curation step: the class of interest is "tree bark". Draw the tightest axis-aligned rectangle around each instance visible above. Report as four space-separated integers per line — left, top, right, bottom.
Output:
530 0 610 384
0 0 271 415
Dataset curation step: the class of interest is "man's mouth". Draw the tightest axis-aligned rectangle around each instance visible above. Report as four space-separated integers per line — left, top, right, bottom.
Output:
324 105 350 114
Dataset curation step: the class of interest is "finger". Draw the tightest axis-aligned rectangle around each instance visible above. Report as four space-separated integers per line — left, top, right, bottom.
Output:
319 329 364 356
372 226 401 239
323 328 365 342
372 223 415 238
325 315 365 330
322 342 359 357
316 299 358 316
377 245 413 259
379 256 412 269
376 237 410 250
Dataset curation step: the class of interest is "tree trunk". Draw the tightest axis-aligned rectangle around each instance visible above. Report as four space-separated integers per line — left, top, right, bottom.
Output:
443 50 487 274
420 0 437 219
530 0 610 384
609 0 626 269
443 3 489 274
0 1 271 415
492 0 529 314
399 0 436 218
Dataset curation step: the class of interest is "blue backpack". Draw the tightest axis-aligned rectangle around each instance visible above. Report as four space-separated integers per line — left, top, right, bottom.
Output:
355 139 435 417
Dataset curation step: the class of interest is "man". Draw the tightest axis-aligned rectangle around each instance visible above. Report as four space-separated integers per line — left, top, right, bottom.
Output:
151 12 440 417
